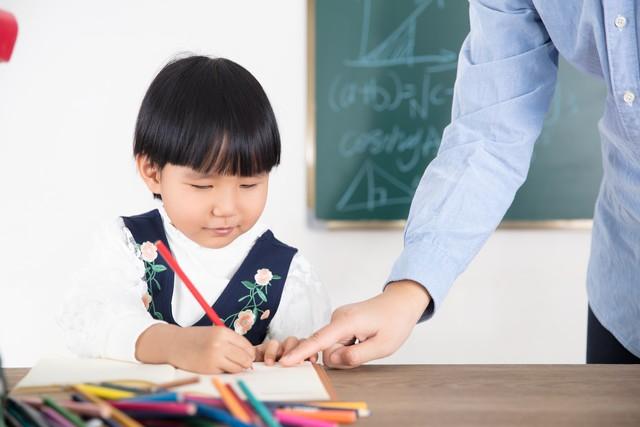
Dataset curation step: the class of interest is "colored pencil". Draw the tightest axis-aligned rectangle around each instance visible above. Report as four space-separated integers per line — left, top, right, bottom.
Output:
4 408 24 427
237 380 282 427
72 385 144 427
111 401 196 416
194 403 255 427
211 377 251 423
225 383 255 420
264 401 367 418
305 401 368 410
122 391 182 403
99 382 150 394
43 396 87 427
274 412 337 427
6 398 50 427
153 376 200 391
75 384 136 400
70 393 122 427
155 240 224 326
41 406 77 427
182 394 226 410
275 409 357 424
15 396 111 418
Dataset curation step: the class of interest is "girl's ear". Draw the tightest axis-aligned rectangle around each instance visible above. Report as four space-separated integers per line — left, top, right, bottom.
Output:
136 155 162 195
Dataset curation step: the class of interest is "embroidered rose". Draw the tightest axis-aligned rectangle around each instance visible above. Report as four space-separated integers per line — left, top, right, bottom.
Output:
142 292 152 310
260 309 270 320
140 241 158 262
234 310 255 335
254 268 273 286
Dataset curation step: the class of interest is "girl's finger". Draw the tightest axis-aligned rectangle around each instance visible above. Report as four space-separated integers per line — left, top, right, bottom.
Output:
263 340 281 366
223 328 256 360
224 342 255 370
219 355 249 374
254 343 266 362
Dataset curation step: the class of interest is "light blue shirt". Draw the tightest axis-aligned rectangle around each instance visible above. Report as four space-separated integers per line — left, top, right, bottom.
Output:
388 0 640 357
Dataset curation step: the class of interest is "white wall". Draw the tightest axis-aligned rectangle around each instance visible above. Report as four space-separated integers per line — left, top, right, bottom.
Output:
0 0 590 367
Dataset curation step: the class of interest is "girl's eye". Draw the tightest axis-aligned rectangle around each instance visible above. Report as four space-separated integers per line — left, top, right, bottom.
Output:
240 184 257 189
191 184 212 190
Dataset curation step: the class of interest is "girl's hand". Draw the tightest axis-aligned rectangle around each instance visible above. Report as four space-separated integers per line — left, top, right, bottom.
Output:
255 337 318 365
136 324 256 374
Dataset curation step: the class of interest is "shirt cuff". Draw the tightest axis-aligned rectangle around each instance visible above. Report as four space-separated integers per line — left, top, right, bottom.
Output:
386 239 460 322
104 313 164 362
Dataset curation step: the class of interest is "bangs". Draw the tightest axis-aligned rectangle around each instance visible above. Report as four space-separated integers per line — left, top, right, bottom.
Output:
134 56 280 177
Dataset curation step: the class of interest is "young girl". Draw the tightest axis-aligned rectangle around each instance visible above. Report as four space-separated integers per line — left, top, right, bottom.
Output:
58 55 330 374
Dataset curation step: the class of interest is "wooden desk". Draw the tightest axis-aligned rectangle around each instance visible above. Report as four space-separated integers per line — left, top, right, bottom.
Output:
7 365 640 426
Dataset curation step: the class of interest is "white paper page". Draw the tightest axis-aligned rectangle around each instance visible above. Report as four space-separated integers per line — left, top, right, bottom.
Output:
173 362 330 401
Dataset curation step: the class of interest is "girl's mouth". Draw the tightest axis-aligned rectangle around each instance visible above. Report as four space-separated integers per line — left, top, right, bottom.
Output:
203 226 236 237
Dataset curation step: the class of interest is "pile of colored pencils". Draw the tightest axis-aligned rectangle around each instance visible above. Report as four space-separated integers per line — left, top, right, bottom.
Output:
5 376 369 427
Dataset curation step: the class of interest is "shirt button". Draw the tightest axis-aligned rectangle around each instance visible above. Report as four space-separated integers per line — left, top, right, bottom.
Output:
623 91 635 106
615 15 627 29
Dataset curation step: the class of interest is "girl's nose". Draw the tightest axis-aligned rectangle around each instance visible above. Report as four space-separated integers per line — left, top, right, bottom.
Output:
211 190 236 217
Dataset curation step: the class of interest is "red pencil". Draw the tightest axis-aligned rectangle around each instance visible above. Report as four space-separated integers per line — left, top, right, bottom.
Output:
155 240 225 327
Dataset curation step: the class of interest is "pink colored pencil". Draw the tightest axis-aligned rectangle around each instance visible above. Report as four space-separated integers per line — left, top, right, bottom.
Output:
40 407 76 427
111 401 197 416
15 396 111 418
155 240 225 326
183 394 226 409
275 411 338 427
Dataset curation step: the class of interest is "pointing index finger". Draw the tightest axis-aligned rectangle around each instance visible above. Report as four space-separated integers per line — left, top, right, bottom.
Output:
279 321 350 366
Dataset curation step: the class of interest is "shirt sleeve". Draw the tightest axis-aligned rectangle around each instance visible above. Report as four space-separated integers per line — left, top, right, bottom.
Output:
266 253 331 342
387 0 559 320
57 218 164 362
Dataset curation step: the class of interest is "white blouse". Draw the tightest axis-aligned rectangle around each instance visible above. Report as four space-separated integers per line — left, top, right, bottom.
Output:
58 206 331 362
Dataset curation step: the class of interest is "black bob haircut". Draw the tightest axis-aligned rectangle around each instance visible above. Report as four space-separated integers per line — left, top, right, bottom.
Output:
134 55 280 178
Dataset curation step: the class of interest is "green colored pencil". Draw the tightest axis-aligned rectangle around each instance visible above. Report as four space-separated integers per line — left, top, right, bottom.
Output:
236 380 282 427
43 396 87 427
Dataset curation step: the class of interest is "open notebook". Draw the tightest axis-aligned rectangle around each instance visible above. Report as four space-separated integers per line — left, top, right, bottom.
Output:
13 357 333 401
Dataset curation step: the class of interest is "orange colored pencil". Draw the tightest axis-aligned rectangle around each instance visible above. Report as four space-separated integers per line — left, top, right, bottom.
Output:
211 377 252 423
225 383 255 420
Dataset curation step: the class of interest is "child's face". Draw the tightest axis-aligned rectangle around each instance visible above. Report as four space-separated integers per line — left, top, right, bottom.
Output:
138 158 269 249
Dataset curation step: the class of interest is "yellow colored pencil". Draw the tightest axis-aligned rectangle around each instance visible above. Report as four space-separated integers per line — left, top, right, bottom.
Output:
74 383 136 400
211 377 252 423
306 401 368 410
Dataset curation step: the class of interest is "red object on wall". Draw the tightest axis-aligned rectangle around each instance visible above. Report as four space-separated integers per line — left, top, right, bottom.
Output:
0 9 18 62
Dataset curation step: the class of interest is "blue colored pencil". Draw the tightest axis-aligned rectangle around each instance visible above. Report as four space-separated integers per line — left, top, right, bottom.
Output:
119 392 182 403
194 403 255 427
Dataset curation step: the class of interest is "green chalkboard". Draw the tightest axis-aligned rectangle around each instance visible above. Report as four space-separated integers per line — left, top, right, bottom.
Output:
312 0 606 224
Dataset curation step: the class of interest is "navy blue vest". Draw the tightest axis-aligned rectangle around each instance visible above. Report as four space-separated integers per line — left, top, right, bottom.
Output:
122 209 297 345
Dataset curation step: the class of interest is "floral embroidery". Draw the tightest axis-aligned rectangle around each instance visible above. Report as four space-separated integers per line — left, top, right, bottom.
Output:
234 310 255 335
140 241 158 262
224 268 281 335
142 292 152 310
254 268 273 286
138 241 167 320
